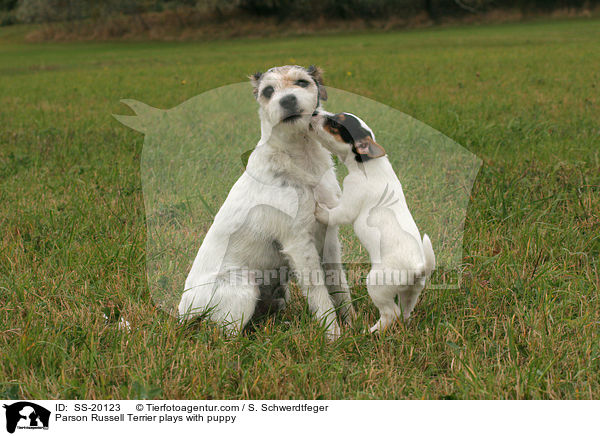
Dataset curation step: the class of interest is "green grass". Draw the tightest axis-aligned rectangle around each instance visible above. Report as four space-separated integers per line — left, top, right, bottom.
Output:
1 17 599 400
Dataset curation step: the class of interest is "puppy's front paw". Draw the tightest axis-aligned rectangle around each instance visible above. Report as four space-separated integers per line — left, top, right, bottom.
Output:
315 203 330 224
314 188 340 209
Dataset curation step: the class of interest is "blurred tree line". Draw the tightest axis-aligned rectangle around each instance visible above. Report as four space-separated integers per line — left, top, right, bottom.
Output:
1 0 598 26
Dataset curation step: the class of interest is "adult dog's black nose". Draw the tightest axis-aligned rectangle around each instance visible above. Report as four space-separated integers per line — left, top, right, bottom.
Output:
279 94 297 111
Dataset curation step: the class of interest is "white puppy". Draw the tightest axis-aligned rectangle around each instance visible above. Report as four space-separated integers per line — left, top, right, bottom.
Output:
309 111 435 332
178 66 353 339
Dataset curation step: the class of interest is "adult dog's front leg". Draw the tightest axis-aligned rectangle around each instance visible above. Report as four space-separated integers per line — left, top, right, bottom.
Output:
281 235 340 340
318 223 356 325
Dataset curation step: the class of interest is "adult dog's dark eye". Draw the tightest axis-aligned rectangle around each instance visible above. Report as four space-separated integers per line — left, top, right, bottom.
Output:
262 86 274 99
295 79 310 88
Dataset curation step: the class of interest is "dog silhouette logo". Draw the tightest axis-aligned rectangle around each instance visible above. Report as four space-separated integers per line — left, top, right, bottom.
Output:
2 402 50 433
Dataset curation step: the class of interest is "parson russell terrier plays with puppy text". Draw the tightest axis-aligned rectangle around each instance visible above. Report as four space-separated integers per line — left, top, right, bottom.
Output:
309 111 436 332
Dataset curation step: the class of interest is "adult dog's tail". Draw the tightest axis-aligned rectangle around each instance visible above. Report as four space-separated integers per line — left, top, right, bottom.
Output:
422 234 436 277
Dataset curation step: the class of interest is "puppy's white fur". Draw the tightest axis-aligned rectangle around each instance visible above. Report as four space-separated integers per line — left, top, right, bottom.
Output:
310 111 435 332
179 66 353 339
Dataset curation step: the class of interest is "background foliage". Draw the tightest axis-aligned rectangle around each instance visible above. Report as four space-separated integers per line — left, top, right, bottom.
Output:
2 0 599 25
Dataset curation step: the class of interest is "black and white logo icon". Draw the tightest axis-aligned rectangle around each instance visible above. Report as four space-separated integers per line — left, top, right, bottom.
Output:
3 402 50 434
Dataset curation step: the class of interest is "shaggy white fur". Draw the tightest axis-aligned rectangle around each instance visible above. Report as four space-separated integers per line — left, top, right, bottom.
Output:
179 66 354 339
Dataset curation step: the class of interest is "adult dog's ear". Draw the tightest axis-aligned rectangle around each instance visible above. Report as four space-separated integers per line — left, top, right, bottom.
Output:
355 137 386 159
307 65 328 101
249 71 263 98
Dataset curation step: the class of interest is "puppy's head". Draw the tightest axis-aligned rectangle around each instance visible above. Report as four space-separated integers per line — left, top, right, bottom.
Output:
250 65 327 130
310 112 385 162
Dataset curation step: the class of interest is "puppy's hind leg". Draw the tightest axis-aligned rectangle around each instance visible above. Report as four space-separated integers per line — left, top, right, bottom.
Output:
366 271 402 333
368 289 401 333
398 281 424 323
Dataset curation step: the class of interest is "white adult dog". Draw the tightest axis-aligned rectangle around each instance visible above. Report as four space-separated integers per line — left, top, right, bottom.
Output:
178 65 353 339
309 111 435 332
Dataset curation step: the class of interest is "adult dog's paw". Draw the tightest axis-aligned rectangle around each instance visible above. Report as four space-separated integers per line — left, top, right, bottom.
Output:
327 322 341 341
369 321 381 333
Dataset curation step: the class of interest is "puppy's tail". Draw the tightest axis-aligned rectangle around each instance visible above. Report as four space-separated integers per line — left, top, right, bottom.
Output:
422 234 436 277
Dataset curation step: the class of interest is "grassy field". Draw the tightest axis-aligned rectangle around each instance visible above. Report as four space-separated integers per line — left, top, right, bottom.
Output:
1 18 599 400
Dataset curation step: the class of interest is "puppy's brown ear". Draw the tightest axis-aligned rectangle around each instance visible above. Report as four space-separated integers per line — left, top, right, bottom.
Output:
356 137 386 159
249 71 263 97
307 65 328 101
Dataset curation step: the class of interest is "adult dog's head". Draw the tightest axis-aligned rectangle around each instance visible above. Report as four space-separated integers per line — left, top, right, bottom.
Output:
250 65 327 134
